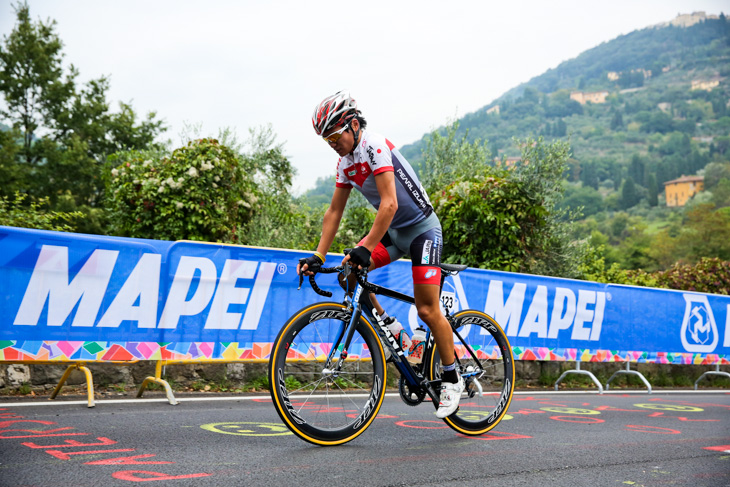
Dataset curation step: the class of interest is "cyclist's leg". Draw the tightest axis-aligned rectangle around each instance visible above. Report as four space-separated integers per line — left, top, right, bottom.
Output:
402 219 464 417
413 283 454 361
407 223 453 364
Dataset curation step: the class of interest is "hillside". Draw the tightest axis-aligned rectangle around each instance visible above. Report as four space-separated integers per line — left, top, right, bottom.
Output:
393 13 729 217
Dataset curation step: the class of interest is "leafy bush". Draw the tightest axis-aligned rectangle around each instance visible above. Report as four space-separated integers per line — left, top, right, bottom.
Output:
105 138 258 242
0 192 82 231
434 176 530 271
654 258 730 295
424 131 584 276
581 246 729 295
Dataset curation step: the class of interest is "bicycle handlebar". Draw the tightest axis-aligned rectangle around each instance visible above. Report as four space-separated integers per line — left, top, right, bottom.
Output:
297 253 375 298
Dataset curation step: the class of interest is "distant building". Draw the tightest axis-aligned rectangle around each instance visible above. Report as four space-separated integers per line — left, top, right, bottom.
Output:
669 12 718 27
486 105 500 115
663 175 704 207
607 69 651 82
652 11 719 28
691 79 720 91
570 91 609 105
657 102 672 113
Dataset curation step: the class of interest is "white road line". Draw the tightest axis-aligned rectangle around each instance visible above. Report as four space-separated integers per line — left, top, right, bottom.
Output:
1 389 727 407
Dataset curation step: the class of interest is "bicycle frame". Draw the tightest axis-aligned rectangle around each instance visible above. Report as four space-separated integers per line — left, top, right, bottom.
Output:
322 267 447 407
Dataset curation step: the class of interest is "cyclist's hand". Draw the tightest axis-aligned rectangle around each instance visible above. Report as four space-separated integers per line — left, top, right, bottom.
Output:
343 246 371 269
298 254 324 276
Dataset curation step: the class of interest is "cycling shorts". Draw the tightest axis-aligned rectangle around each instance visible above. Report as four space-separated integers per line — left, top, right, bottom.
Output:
358 212 443 285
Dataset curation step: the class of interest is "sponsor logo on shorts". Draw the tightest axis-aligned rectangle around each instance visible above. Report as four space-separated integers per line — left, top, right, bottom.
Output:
425 269 437 279
422 239 432 264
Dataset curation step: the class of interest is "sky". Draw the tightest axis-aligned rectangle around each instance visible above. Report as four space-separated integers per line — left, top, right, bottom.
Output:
0 0 727 194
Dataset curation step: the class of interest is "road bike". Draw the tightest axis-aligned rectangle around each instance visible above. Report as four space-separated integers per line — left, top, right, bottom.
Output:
268 258 515 446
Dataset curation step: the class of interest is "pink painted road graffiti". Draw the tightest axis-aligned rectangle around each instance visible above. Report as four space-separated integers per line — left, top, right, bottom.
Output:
0 393 729 486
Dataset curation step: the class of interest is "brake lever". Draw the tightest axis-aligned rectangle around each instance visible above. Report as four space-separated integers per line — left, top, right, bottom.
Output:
297 258 306 290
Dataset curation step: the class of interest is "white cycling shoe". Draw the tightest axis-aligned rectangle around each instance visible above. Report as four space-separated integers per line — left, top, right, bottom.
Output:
435 375 465 419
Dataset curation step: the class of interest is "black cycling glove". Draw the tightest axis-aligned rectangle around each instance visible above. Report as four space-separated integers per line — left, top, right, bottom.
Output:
348 246 372 268
299 253 324 273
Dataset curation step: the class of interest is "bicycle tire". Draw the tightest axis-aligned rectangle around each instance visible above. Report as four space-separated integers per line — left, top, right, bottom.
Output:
426 310 515 435
269 302 387 446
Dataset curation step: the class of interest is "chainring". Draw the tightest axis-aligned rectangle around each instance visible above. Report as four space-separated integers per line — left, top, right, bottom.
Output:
398 376 426 406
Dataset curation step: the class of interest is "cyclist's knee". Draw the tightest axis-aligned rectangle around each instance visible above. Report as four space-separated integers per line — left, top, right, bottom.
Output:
416 304 442 325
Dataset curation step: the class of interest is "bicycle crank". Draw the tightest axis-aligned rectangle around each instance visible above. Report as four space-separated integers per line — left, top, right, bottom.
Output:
398 376 426 406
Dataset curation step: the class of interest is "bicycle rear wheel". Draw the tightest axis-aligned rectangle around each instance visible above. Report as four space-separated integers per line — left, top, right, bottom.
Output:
427 310 515 435
269 302 387 446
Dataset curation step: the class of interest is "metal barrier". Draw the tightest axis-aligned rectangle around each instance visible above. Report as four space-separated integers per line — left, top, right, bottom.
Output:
554 360 604 393
3 361 138 407
606 362 652 393
694 363 730 389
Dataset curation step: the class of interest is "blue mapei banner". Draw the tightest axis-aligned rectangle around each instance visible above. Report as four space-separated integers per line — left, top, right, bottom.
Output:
0 225 728 364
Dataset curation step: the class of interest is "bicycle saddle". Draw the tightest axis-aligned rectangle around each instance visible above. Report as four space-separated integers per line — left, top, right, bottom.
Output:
439 263 468 274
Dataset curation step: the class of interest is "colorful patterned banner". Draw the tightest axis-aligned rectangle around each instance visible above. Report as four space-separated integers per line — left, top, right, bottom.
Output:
1 226 728 364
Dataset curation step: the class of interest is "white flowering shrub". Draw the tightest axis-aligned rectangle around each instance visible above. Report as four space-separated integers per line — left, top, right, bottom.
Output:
105 138 258 242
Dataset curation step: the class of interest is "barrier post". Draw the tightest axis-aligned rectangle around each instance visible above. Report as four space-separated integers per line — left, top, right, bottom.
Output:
136 361 178 405
49 362 95 408
605 362 652 393
694 363 730 390
554 360 603 393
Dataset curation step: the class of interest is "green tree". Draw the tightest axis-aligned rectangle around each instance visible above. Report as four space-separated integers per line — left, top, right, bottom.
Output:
0 192 82 231
0 2 165 229
420 120 491 194
559 184 604 218
235 126 325 251
427 134 583 277
703 162 730 190
711 179 730 208
620 177 639 209
646 173 658 207
629 154 645 186
610 111 623 130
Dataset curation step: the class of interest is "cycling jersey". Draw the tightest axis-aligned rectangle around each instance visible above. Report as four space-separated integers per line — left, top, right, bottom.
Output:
335 130 433 229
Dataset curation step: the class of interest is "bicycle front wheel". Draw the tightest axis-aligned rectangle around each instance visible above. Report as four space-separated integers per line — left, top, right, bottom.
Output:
269 302 387 446
427 310 515 435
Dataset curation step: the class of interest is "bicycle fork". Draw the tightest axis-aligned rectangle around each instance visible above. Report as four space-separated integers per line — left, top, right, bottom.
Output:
323 283 366 376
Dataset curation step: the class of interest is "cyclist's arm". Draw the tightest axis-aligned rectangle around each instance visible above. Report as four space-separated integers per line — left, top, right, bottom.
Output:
316 185 352 257
359 171 397 252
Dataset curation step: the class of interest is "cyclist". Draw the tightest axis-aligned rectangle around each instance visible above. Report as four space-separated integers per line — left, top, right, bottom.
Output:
297 90 463 419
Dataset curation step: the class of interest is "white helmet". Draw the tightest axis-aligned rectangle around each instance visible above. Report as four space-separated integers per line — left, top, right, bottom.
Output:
312 91 358 136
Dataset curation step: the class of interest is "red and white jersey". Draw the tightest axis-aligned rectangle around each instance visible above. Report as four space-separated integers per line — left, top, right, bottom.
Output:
335 130 433 229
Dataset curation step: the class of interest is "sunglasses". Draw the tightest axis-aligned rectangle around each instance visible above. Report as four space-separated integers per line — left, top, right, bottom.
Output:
323 123 349 143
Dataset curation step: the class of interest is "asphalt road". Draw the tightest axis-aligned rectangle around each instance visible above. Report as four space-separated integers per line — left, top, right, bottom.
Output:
1 391 729 487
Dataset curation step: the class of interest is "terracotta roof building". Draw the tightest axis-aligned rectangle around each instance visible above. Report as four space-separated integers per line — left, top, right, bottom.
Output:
663 175 704 207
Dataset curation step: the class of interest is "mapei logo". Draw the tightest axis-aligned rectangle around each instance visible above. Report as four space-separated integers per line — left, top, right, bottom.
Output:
12 245 276 331
680 294 719 353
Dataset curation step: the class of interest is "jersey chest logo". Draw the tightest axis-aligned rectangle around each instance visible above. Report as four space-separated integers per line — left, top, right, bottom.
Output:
344 161 372 186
